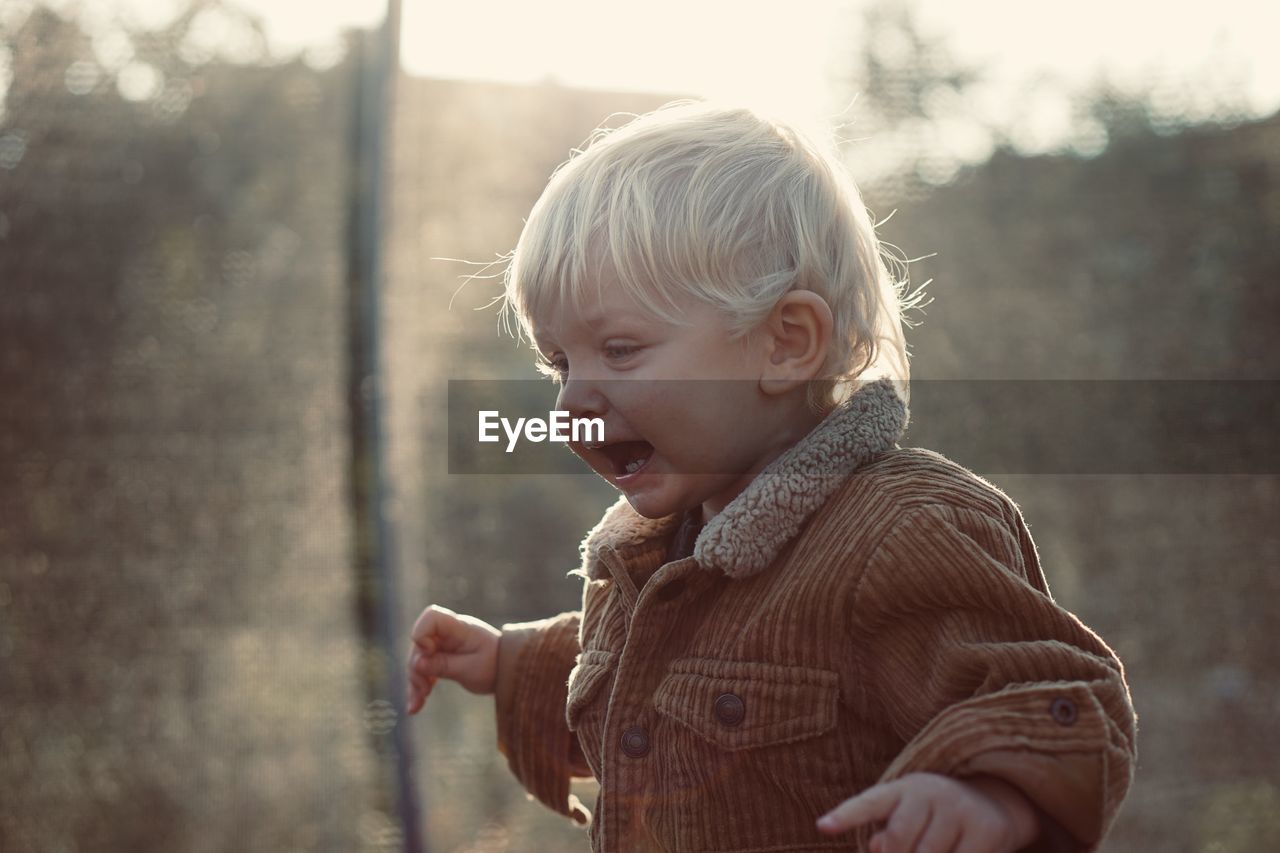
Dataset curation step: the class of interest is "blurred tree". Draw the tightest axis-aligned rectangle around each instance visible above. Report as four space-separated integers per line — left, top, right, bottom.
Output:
1 3 383 851
849 0 979 125
835 0 991 196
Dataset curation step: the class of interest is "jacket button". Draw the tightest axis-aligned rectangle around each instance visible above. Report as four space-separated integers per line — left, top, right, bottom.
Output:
621 726 650 758
1050 697 1078 726
714 693 746 727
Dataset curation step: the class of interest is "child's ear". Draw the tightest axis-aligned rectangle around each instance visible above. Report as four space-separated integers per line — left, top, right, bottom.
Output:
758 290 833 396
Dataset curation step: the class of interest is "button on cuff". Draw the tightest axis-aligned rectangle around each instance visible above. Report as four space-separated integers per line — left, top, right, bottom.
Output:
1049 697 1078 726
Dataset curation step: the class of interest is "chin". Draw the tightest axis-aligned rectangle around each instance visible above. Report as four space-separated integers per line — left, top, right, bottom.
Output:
621 489 683 520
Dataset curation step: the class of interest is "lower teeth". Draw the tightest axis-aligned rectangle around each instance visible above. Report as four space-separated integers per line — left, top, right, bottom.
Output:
623 459 644 474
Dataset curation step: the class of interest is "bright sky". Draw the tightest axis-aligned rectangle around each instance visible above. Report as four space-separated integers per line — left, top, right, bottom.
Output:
395 0 1280 122
12 0 1280 157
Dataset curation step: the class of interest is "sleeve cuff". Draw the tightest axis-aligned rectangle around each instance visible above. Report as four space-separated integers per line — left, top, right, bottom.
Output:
493 612 591 825
878 681 1135 850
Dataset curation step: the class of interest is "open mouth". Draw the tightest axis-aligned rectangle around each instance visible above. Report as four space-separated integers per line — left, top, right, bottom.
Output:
597 440 655 479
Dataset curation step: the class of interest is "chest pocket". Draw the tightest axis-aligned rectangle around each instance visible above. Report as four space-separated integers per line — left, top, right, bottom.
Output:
653 657 839 750
566 648 616 730
565 648 617 782
566 649 617 779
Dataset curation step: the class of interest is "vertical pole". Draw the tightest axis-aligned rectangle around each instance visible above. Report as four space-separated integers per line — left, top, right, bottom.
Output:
345 0 424 850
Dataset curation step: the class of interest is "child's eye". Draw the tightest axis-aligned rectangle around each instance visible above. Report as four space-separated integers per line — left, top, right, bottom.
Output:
603 344 639 361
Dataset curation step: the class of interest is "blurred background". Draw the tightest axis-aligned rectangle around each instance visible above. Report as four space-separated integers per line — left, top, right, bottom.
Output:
1 0 1277 851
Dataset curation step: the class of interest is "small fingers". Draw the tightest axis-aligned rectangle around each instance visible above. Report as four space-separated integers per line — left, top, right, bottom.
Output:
405 644 441 715
877 799 931 853
406 643 444 682
413 648 452 680
405 673 439 715
410 604 454 647
817 781 903 835
913 807 962 853
950 815 1007 853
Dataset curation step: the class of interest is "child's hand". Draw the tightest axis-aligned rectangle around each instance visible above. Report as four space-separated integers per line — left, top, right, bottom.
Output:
405 604 501 715
816 772 1039 853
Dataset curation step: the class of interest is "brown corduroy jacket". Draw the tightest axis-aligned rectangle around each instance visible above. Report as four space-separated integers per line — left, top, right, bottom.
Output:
494 378 1137 852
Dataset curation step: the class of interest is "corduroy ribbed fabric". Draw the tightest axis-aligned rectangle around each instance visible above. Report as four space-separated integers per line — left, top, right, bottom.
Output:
494 378 1136 852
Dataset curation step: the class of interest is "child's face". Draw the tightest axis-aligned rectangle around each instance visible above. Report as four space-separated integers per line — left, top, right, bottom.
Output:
532 276 810 523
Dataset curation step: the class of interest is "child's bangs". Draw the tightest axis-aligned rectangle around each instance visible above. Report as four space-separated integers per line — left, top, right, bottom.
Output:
505 169 698 343
502 185 593 343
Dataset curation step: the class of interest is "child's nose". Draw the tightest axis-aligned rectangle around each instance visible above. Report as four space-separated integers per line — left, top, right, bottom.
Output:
555 376 608 420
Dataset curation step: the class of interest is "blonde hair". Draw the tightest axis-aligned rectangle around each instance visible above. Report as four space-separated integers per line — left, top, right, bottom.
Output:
501 100 925 409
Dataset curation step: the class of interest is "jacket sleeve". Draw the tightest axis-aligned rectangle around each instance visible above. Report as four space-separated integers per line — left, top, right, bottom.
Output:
849 502 1137 852
494 610 593 824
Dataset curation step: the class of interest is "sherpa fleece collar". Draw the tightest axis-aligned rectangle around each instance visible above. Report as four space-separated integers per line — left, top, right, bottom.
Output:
576 377 910 581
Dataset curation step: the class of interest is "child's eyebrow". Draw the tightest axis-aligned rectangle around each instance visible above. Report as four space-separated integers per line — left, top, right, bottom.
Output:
583 309 657 335
532 312 654 354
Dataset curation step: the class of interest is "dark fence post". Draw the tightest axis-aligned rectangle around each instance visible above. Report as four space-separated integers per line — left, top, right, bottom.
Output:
345 1 424 850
